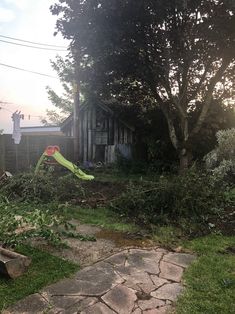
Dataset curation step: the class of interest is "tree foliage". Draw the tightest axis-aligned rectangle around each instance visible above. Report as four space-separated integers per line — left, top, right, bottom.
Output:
42 56 74 125
51 0 235 168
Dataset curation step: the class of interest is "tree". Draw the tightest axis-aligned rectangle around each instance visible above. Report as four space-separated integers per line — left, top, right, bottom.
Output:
43 55 95 125
42 56 74 125
51 0 235 169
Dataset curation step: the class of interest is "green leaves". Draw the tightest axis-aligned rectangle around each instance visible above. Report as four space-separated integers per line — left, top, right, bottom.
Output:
0 172 85 203
111 168 225 228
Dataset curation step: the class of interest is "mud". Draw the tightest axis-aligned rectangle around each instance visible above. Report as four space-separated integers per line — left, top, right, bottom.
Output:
96 229 154 248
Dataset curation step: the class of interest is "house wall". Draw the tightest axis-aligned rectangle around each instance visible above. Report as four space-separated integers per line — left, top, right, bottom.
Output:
62 104 134 163
78 106 133 163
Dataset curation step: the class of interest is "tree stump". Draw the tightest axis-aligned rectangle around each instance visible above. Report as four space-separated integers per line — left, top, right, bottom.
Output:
0 247 31 279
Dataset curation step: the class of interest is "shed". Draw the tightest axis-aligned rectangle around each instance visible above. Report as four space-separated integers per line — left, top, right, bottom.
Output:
61 101 134 163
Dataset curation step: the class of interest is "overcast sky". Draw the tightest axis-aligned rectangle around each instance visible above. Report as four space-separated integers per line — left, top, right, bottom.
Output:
0 0 70 133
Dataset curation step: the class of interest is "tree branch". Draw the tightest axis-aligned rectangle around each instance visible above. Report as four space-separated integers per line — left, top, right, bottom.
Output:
188 62 211 102
192 58 231 136
153 88 179 150
179 59 190 105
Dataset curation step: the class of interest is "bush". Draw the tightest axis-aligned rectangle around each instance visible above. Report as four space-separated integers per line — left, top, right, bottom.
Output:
111 169 225 225
0 172 85 203
205 128 235 183
0 172 56 202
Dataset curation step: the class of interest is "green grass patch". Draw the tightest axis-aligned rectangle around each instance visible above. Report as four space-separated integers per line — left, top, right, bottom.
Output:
151 225 184 248
176 235 235 314
62 206 138 233
0 245 79 311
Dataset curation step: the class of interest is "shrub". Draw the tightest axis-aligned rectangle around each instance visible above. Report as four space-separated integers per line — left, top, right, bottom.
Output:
0 172 85 203
0 172 56 202
111 169 225 225
205 128 235 182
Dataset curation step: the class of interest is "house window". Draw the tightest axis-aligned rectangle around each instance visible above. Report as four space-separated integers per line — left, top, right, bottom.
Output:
95 131 108 145
96 110 108 131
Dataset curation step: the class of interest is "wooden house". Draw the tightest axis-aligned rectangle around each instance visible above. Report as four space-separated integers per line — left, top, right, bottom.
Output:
61 100 134 163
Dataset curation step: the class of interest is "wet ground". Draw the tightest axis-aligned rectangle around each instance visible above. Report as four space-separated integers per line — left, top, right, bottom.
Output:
31 221 155 267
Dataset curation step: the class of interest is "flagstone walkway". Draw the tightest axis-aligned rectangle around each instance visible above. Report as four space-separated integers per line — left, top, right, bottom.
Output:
4 248 196 314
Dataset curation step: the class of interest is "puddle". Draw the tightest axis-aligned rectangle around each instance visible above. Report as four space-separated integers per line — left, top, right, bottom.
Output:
95 229 154 248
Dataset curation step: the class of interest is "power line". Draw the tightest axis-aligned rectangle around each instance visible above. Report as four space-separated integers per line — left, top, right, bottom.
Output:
0 103 42 118
0 39 67 52
0 101 19 114
0 62 57 78
0 34 67 49
0 106 13 113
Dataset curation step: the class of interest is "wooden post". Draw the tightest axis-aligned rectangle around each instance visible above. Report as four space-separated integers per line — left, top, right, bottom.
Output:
92 107 96 161
73 81 80 163
83 110 88 162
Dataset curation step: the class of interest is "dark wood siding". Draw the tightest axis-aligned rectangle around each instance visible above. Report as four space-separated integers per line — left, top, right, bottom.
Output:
63 103 134 163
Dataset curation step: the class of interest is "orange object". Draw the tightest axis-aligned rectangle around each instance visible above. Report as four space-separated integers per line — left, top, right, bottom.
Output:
45 146 60 156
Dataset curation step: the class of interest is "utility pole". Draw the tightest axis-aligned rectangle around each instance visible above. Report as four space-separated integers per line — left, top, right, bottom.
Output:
73 80 80 162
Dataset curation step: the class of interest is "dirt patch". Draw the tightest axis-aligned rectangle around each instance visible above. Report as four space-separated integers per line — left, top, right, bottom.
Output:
30 222 155 267
78 181 126 207
29 235 119 267
69 220 101 235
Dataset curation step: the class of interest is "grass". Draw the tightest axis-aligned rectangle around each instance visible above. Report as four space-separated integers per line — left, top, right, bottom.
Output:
176 235 235 314
0 245 79 311
61 205 138 233
151 225 185 248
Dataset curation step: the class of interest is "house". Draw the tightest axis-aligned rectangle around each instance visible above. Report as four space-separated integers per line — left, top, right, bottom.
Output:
20 126 64 136
61 100 135 163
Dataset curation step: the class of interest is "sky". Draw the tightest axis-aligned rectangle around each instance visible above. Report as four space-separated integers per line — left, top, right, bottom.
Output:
0 0 70 133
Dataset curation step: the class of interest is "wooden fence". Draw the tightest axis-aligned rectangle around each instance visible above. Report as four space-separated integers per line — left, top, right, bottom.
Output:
0 134 74 173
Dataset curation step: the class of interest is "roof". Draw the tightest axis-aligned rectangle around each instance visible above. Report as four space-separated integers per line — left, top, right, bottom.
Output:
20 126 62 134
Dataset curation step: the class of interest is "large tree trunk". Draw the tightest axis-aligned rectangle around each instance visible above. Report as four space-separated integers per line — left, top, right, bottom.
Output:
179 148 190 173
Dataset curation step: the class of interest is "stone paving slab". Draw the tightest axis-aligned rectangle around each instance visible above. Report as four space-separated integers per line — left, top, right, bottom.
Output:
4 248 196 314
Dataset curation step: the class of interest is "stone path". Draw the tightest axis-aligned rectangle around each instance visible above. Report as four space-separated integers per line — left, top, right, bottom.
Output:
4 248 196 314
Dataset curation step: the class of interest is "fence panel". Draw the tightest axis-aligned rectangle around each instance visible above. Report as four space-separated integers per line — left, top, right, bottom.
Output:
0 134 74 173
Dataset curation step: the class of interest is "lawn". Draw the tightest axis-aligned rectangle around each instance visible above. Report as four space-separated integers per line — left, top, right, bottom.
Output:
0 245 79 311
61 205 138 232
176 235 235 314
